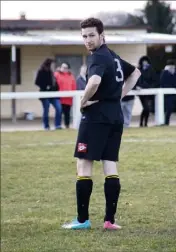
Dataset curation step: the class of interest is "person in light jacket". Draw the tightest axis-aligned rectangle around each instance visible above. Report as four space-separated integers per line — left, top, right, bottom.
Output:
121 86 136 128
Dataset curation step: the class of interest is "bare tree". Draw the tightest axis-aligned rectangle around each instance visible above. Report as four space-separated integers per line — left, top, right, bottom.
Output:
95 11 144 27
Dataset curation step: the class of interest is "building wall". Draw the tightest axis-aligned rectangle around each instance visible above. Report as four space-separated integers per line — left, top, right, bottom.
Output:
1 43 146 118
27 29 147 36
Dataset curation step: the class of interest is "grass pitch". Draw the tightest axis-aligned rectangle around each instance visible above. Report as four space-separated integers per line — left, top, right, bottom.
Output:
1 127 176 252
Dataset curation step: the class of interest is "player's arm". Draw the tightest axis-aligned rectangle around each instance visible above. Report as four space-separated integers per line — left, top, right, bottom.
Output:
121 60 141 99
81 75 101 107
81 55 105 108
121 68 141 99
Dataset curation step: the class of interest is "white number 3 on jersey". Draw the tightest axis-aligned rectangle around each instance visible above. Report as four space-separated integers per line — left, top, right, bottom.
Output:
114 58 124 82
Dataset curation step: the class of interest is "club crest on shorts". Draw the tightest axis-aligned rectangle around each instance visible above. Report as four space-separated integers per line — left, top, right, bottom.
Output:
78 143 87 153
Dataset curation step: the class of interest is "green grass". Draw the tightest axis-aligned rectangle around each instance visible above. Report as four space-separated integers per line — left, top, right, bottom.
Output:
1 127 176 252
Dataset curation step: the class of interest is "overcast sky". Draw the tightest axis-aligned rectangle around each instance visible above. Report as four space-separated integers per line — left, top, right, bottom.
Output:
1 1 176 20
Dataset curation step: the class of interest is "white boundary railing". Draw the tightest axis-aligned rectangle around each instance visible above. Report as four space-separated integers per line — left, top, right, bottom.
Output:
1 88 176 128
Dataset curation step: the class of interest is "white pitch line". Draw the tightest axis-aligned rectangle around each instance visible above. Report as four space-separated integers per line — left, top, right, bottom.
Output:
123 138 176 143
1 138 176 149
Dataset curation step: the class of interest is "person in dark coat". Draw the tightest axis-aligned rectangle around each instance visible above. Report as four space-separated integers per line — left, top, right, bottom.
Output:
160 59 176 125
136 56 157 127
35 58 62 130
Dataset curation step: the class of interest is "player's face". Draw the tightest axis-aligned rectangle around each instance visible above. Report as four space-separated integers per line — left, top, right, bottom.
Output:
81 27 104 51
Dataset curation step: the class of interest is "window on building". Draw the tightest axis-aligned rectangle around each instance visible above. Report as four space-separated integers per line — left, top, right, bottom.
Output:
0 47 21 85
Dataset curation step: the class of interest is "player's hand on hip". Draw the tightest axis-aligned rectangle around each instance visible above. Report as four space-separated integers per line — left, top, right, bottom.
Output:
81 100 99 108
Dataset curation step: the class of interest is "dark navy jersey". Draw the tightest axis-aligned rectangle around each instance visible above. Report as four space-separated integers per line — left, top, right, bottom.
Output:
83 44 135 124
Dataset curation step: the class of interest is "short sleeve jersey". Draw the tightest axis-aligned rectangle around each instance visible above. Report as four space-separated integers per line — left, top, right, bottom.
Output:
84 44 135 124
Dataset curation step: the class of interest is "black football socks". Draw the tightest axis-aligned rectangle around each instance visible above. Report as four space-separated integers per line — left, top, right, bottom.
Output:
76 175 120 224
76 176 93 223
104 175 121 224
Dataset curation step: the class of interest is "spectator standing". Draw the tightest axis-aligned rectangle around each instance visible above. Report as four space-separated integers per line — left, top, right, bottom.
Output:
55 62 76 128
121 87 136 128
35 58 62 130
136 56 156 127
76 65 87 90
76 65 87 128
160 59 176 125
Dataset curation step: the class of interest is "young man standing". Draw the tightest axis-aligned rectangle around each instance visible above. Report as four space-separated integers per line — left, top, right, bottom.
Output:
62 18 141 230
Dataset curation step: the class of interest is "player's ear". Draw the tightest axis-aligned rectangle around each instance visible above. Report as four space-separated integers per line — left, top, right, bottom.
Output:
100 32 105 42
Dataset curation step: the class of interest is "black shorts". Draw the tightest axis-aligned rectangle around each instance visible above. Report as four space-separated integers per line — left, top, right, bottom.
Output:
74 122 123 161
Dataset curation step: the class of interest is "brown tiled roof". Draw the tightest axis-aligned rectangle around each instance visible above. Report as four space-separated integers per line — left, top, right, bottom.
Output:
1 19 147 31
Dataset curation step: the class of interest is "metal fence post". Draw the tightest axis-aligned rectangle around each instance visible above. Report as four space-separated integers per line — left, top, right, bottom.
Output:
11 45 17 123
73 94 81 129
155 89 164 125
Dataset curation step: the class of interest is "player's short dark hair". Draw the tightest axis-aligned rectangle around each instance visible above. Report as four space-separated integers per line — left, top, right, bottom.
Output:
80 18 104 34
